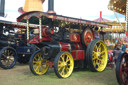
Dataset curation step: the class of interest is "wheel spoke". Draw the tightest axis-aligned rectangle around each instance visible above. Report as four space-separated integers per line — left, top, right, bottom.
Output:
35 65 40 72
100 51 105 54
97 58 102 61
97 43 101 51
6 60 10 66
58 60 62 64
60 67 65 75
58 64 62 67
94 45 98 52
33 61 38 64
34 56 38 61
33 63 38 67
93 51 96 56
66 56 70 63
61 56 65 62
58 66 62 71
68 63 72 66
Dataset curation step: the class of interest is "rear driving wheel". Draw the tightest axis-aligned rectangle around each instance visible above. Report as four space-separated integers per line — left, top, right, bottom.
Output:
116 53 128 85
29 50 49 75
0 47 17 69
87 39 108 72
54 51 74 78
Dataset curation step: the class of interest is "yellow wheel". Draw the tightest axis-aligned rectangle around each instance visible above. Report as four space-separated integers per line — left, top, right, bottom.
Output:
54 51 74 78
87 39 108 72
29 50 49 75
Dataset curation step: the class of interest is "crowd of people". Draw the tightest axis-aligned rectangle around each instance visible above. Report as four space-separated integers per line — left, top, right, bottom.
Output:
106 38 127 68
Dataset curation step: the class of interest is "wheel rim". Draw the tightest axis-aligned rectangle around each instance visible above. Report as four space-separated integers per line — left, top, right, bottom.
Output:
83 28 94 46
32 52 49 75
0 49 15 67
57 52 74 78
120 54 128 84
92 41 108 71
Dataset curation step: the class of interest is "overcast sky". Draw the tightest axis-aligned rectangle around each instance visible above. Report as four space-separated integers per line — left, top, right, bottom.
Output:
0 0 125 22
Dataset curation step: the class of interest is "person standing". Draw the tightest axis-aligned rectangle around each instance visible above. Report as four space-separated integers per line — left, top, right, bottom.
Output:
122 43 126 52
95 31 100 39
113 46 121 68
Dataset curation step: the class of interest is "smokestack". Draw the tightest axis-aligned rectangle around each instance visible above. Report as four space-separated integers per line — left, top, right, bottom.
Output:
0 0 5 17
48 0 56 14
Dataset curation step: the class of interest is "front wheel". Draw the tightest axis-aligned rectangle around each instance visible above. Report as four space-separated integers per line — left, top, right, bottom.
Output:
29 50 49 75
54 51 74 78
0 47 17 69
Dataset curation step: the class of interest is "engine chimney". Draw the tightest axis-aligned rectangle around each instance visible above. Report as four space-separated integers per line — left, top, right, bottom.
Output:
0 0 5 17
48 0 56 14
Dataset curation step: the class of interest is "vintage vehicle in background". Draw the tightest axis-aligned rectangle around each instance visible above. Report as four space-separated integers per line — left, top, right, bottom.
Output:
0 20 38 69
0 0 40 69
16 0 112 78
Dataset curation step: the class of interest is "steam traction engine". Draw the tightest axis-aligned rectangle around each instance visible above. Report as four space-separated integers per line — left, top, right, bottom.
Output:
17 10 111 78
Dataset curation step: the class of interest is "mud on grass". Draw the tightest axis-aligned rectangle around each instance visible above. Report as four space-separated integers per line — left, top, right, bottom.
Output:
0 63 118 85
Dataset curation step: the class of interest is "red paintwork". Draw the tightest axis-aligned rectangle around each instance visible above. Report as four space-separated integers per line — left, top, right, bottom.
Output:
71 50 85 60
42 28 54 36
28 34 52 43
58 42 70 51
42 61 54 68
70 33 80 42
28 27 52 43
83 28 95 46
86 32 92 43
74 44 80 50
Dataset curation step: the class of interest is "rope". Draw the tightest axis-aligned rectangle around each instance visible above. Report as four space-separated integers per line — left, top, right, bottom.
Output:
112 8 125 31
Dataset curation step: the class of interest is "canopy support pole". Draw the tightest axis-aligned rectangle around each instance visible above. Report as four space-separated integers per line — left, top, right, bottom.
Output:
39 18 42 41
27 20 29 41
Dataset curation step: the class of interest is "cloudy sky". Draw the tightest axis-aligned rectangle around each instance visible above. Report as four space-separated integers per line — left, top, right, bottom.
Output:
0 0 125 22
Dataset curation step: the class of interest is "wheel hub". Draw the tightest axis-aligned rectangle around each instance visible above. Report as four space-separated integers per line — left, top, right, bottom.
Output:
61 62 67 67
7 56 10 59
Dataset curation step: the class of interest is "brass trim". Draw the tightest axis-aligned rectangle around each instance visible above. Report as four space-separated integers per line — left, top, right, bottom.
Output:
68 44 71 51
58 42 62 52
77 44 80 50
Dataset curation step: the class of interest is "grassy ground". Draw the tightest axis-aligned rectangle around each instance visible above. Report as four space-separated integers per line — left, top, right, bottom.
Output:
0 63 118 85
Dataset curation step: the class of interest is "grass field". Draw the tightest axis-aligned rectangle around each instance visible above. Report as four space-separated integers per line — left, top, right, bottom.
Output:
0 63 118 85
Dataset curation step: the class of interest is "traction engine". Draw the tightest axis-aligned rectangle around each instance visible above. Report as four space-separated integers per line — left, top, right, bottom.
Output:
17 9 110 78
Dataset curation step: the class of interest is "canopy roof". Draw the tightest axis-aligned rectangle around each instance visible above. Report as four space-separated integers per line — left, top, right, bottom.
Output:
108 0 126 15
17 11 112 28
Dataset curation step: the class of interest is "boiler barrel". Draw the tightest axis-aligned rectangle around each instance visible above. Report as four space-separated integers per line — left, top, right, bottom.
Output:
41 42 81 59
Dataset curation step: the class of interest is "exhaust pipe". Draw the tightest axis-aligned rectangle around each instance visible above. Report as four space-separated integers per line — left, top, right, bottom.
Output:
0 0 5 17
48 0 56 14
